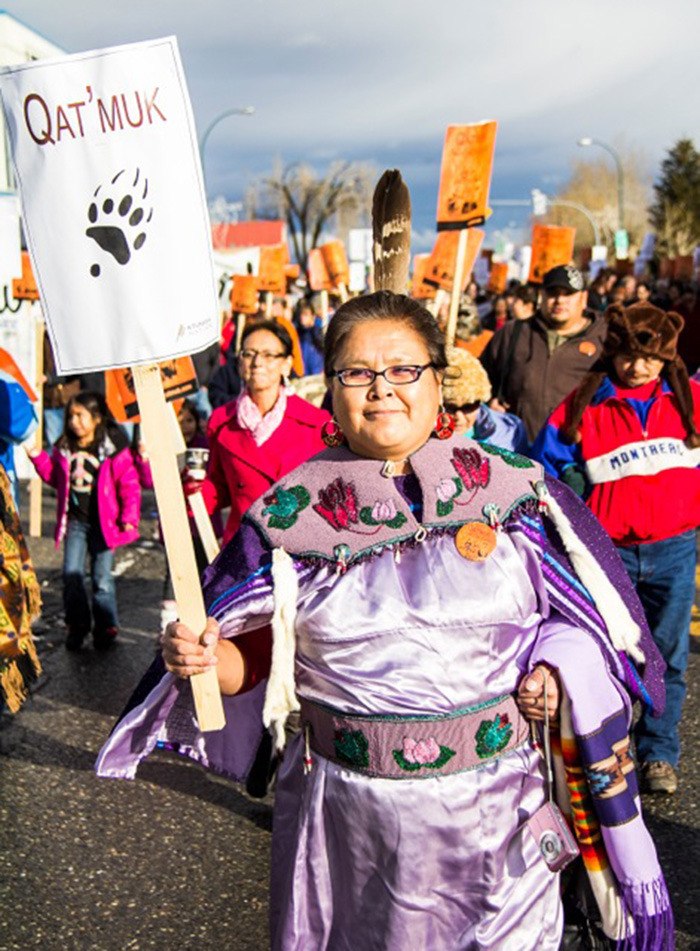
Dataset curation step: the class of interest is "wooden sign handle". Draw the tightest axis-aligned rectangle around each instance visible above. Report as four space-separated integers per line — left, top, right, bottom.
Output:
337 282 349 303
445 229 469 350
28 312 44 537
167 404 220 564
132 364 224 732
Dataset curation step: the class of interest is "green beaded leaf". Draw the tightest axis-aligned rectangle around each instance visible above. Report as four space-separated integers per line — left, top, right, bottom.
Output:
478 443 534 469
385 512 408 529
263 484 311 530
475 714 513 759
334 729 370 768
453 477 463 496
359 507 379 526
436 499 454 518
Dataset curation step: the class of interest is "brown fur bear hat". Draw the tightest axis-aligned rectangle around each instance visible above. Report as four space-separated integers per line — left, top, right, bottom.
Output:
560 302 700 448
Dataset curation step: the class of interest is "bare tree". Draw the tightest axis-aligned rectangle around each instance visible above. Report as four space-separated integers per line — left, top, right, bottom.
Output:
246 160 374 276
545 144 652 258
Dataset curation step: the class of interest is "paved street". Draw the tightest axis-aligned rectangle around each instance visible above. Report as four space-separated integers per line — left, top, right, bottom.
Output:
1 489 699 950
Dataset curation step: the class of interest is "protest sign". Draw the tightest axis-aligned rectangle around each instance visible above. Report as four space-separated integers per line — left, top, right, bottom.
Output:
423 230 484 293
106 355 197 422
229 274 259 314
411 253 435 299
320 240 350 298
12 250 38 300
487 261 508 294
307 247 333 292
258 245 286 295
0 36 219 374
528 224 576 283
436 121 497 231
0 38 223 731
674 256 694 280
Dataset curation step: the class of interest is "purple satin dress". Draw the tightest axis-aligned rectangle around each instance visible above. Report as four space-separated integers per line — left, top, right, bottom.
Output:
216 530 567 949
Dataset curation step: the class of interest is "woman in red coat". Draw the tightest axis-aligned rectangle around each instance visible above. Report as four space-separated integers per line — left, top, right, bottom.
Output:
197 320 330 543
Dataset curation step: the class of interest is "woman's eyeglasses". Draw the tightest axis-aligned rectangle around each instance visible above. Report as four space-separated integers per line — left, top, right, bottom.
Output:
239 349 286 363
331 363 435 388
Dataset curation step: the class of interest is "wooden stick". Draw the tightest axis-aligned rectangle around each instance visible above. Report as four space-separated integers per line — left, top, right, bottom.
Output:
337 282 349 303
445 228 469 349
264 291 273 318
28 313 44 537
132 364 224 732
319 290 330 328
167 404 220 563
234 313 247 354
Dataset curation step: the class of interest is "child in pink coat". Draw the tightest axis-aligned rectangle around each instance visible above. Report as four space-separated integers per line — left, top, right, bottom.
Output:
28 391 140 650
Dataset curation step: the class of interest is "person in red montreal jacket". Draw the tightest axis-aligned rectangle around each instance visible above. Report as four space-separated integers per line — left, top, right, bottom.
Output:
533 302 700 795
192 320 330 545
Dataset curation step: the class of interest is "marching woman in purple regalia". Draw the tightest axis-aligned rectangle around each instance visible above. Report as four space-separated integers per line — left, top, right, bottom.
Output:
97 166 672 949
97 289 672 950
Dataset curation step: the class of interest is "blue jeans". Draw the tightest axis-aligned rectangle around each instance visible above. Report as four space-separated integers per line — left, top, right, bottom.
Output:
616 530 697 767
63 518 117 635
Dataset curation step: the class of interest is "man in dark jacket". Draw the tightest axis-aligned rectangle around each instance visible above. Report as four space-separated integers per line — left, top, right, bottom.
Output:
480 264 607 442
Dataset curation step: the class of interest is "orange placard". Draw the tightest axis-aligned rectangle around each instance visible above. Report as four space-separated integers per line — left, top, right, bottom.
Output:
106 357 198 423
436 121 497 231
12 251 39 300
229 274 260 315
307 247 334 292
528 224 576 284
258 245 286 295
674 255 694 280
284 263 301 281
0 347 37 400
487 262 508 294
411 254 436 299
320 240 350 288
423 229 485 292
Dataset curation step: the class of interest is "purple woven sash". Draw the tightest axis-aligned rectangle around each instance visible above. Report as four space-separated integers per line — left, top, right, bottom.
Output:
300 694 530 780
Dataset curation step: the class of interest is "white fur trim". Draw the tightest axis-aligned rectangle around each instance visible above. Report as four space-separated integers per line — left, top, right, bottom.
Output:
540 485 645 664
263 547 300 751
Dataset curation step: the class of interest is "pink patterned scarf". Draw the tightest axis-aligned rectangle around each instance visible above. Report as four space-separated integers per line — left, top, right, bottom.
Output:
236 387 289 446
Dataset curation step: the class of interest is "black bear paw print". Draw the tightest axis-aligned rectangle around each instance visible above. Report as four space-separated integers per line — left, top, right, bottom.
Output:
86 168 153 277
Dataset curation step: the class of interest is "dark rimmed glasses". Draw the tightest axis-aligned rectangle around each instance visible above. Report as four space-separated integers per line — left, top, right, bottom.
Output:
331 363 436 388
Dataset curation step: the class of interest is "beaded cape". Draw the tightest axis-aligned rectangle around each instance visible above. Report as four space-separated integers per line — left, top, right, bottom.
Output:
245 437 542 568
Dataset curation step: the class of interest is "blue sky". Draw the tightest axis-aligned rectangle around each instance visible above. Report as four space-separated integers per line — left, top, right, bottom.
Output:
5 0 699 251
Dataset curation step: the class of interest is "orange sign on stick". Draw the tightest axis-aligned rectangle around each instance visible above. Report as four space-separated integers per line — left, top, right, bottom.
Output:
423 229 485 292
258 245 286 295
12 251 39 300
436 121 497 231
229 274 259 314
528 224 576 284
411 254 436 299
307 247 334 292
487 262 509 294
106 356 198 423
320 240 350 288
0 347 37 400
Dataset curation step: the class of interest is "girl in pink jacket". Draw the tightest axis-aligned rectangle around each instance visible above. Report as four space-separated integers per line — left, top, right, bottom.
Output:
28 392 141 650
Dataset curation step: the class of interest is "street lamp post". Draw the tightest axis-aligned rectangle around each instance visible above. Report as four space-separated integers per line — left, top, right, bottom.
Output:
577 137 624 231
199 106 255 193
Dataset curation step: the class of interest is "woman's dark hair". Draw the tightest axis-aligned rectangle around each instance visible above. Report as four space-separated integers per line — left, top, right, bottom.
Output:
60 390 119 452
323 291 447 377
240 319 293 358
179 398 202 423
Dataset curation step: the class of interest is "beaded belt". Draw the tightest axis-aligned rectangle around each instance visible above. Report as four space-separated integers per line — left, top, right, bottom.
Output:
300 693 530 780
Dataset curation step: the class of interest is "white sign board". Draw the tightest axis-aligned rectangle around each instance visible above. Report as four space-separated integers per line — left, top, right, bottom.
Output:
0 37 219 374
0 194 22 287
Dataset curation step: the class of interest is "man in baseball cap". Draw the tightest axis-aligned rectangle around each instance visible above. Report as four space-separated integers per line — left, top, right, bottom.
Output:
481 264 607 441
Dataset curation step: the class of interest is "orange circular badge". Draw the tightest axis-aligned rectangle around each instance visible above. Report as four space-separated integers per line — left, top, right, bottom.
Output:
455 522 497 562
579 341 597 357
